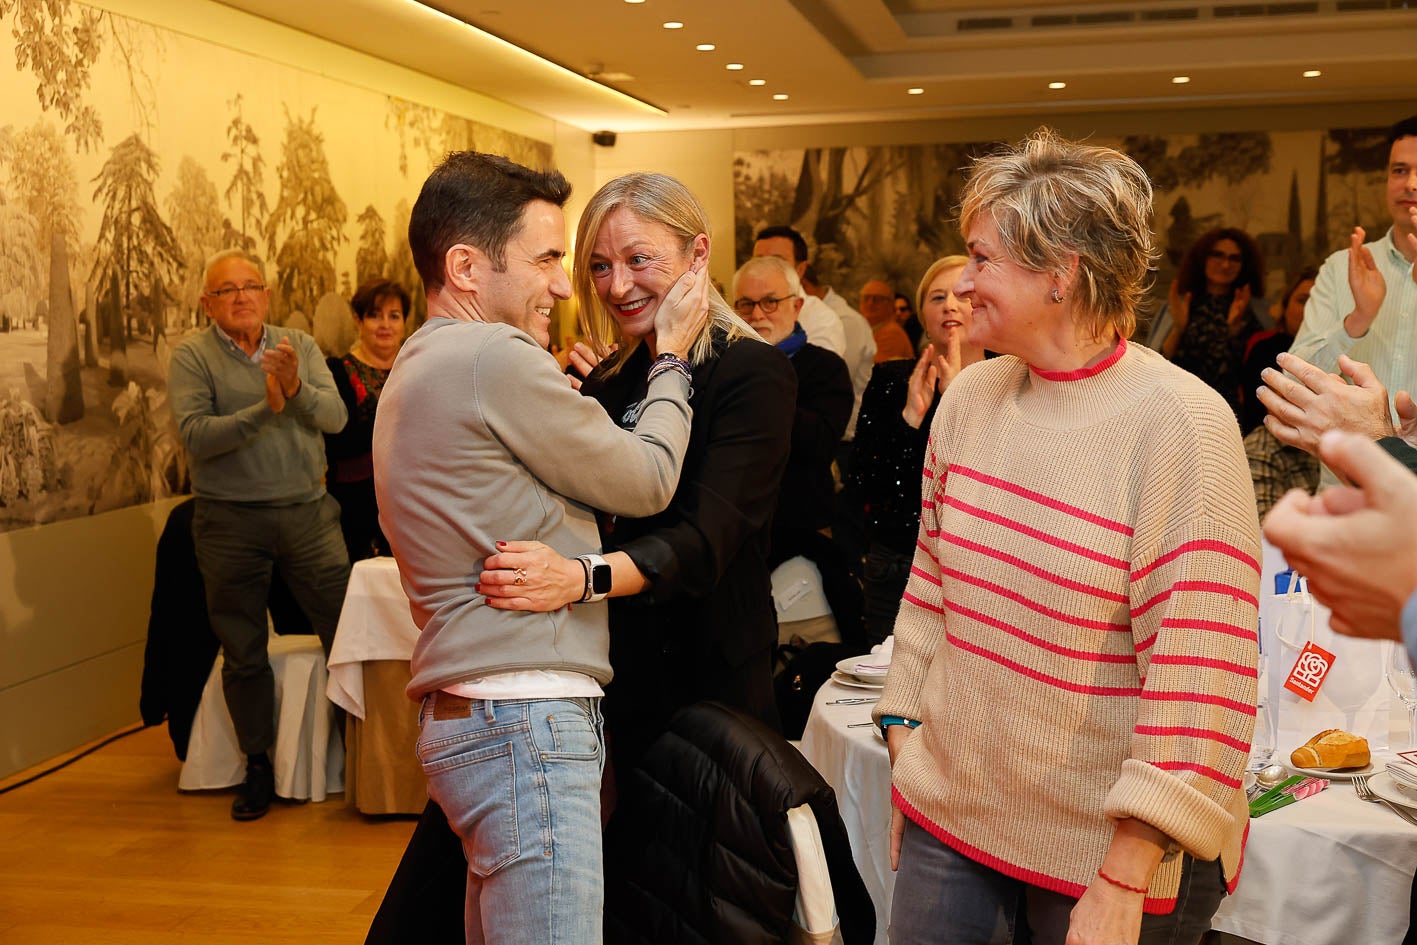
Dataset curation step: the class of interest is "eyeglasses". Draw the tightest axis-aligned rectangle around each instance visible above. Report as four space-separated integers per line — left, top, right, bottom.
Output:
733 295 794 317
861 293 893 305
1207 251 1243 265
207 283 267 300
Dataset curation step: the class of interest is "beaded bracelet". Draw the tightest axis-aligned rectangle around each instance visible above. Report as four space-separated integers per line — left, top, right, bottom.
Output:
652 352 692 374
1096 869 1147 895
646 359 693 393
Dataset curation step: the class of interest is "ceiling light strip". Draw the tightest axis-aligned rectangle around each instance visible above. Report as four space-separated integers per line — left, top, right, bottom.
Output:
406 0 666 115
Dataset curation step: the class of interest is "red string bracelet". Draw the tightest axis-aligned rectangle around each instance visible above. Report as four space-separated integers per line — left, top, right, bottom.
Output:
1097 869 1147 895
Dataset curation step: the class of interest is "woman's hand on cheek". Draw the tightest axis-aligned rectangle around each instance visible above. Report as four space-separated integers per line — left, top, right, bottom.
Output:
654 262 712 358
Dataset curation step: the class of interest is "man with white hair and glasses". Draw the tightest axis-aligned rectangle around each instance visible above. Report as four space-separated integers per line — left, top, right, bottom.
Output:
169 249 352 821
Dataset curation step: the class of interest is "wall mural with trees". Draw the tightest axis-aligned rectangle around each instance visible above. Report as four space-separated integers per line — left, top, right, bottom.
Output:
0 0 552 531
734 127 1391 331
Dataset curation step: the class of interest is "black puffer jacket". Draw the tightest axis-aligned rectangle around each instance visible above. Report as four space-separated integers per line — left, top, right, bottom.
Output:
604 701 875 945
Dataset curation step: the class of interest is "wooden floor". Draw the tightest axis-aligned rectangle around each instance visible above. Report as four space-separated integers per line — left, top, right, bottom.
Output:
0 724 416 944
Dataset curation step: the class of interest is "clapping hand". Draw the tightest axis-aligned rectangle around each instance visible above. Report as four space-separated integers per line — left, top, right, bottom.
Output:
1405 207 1417 287
1346 226 1387 337
1258 352 1397 455
1227 284 1252 330
1168 281 1192 333
1263 431 1417 640
902 335 962 430
265 373 286 413
260 337 302 398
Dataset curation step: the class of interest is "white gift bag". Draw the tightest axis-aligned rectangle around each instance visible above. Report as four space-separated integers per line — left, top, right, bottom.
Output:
1260 571 1391 754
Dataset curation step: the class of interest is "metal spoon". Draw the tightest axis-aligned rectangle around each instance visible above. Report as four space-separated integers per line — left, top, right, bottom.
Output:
1256 764 1289 788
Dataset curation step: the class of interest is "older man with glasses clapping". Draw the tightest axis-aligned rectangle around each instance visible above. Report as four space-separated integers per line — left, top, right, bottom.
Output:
168 249 352 821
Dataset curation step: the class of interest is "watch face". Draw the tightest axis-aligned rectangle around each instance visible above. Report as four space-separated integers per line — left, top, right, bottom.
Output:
592 563 612 594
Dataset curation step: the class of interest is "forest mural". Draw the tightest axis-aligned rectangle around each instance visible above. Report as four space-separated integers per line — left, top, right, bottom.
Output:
733 127 1392 330
0 0 551 531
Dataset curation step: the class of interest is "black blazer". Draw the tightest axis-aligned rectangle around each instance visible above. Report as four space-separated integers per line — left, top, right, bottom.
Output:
581 332 795 765
778 342 853 534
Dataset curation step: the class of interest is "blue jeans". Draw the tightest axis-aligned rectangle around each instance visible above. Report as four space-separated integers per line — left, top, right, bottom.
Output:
890 819 1225 945
416 693 606 945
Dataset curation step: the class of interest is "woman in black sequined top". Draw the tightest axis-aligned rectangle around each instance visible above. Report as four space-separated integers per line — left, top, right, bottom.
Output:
848 255 985 645
325 278 408 561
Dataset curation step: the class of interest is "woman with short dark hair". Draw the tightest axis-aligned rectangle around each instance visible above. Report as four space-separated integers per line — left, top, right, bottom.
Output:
324 278 410 560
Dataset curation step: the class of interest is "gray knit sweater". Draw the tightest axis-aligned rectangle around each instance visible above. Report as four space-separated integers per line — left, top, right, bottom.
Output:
169 324 347 504
373 318 692 697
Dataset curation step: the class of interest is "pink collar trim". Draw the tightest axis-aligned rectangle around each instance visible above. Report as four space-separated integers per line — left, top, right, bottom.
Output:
1030 337 1127 382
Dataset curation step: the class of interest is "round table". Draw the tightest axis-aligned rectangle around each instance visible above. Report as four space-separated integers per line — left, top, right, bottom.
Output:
799 676 893 945
798 677 1417 945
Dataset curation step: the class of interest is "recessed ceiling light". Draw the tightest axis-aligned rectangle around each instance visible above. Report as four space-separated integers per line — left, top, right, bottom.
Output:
1172 75 1190 84
1303 69 1322 78
624 0 645 4
907 87 924 95
726 63 744 71
1047 81 1067 90
749 78 766 86
663 21 683 29
696 43 716 51
772 93 789 101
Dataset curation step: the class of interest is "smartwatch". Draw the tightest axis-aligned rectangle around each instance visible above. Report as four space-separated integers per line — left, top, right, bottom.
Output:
579 553 612 603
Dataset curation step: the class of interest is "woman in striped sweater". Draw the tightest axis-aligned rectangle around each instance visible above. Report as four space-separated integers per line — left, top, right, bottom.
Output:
875 130 1260 945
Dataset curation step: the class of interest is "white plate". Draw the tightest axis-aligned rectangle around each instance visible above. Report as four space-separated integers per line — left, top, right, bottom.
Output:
1368 772 1417 810
836 656 888 680
830 670 884 691
1285 744 1376 780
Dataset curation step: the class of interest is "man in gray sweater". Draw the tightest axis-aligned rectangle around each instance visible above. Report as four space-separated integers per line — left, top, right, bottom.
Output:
169 249 351 821
373 152 705 944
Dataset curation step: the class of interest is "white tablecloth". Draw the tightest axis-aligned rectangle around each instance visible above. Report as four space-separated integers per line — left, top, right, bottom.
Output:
798 677 1417 945
179 633 344 802
326 556 421 718
799 677 893 945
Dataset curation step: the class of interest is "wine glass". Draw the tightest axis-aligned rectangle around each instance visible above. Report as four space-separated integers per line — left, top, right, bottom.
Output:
1385 642 1417 750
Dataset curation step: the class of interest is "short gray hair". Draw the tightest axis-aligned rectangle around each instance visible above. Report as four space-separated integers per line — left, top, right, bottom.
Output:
959 127 1156 340
202 248 267 288
732 254 803 300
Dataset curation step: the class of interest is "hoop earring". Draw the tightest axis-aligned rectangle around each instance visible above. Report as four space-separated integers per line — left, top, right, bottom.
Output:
1051 288 1065 304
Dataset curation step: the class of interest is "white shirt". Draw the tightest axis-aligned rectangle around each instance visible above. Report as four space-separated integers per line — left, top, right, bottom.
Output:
822 288 877 439
1290 227 1417 485
445 670 604 700
797 295 846 359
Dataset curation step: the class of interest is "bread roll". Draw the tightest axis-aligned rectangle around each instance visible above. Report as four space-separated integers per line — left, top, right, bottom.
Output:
1289 729 1370 769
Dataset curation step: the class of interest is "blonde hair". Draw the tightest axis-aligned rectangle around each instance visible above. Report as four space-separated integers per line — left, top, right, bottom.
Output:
731 255 803 301
914 255 969 328
573 173 757 374
958 128 1156 340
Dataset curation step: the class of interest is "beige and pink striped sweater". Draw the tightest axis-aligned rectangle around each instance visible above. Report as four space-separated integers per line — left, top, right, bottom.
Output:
875 338 1260 913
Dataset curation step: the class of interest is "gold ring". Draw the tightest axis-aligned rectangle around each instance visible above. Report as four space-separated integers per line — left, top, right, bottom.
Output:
513 568 527 586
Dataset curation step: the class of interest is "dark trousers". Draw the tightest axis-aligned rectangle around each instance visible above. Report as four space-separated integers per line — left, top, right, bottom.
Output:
892 819 1226 945
862 542 913 647
191 495 350 756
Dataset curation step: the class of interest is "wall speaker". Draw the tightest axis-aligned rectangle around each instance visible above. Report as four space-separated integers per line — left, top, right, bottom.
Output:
592 131 617 147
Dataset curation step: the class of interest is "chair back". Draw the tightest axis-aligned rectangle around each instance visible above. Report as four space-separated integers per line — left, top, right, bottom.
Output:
604 700 874 945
